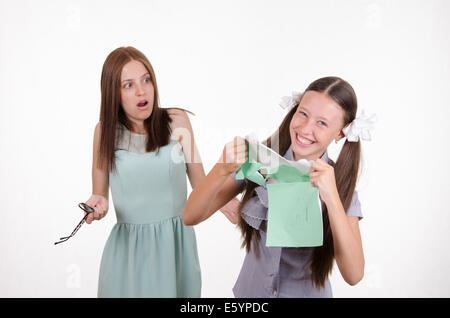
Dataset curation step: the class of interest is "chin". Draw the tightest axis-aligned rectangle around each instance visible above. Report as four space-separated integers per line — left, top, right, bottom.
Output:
139 110 152 120
292 146 311 160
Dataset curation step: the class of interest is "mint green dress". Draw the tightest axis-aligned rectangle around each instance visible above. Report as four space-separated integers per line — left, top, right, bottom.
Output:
97 125 201 297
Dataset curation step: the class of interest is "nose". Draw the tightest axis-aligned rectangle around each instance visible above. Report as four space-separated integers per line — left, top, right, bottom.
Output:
300 119 314 135
135 83 144 96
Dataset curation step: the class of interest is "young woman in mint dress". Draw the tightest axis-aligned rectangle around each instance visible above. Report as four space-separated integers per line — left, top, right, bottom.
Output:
82 46 235 297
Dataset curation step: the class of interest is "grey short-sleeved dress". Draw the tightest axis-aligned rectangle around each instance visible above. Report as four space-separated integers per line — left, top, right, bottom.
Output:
231 145 363 298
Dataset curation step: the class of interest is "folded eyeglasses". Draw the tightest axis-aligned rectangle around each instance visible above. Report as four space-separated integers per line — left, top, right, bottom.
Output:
54 203 95 245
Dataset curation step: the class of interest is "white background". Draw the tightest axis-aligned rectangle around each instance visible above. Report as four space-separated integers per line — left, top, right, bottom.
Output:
1 0 449 297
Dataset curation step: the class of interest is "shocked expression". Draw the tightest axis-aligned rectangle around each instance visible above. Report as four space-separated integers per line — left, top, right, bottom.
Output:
120 60 154 128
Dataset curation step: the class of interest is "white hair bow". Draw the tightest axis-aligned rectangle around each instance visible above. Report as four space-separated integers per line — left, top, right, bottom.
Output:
342 110 377 142
279 91 303 111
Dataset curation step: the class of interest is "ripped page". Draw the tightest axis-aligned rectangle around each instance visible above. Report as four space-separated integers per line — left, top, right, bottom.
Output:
235 137 323 247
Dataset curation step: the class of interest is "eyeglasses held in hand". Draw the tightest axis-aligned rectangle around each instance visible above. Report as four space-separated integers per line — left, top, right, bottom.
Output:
54 203 95 245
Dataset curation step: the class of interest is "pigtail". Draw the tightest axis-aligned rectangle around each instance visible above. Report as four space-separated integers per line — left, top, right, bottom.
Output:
334 140 361 212
310 139 361 290
237 183 260 253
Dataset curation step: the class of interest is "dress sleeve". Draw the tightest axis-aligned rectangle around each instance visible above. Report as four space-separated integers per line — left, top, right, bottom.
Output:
346 190 363 220
230 171 246 190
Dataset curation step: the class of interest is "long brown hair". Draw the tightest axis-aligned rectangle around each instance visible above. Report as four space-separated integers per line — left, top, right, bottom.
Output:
98 46 174 172
237 76 361 289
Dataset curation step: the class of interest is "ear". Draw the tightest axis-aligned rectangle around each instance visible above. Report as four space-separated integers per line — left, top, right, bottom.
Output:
335 124 349 143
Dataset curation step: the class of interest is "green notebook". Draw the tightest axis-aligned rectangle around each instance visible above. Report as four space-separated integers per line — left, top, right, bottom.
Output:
235 140 323 247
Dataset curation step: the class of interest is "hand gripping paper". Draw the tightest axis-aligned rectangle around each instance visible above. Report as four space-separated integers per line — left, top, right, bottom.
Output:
235 139 323 247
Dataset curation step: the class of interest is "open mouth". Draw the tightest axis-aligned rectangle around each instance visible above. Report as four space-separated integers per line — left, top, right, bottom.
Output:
137 100 149 109
295 133 315 146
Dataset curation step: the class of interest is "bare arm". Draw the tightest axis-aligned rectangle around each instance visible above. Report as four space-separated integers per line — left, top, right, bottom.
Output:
168 108 205 189
85 121 109 224
92 122 109 198
327 202 365 285
183 167 242 225
183 136 247 225
310 159 364 285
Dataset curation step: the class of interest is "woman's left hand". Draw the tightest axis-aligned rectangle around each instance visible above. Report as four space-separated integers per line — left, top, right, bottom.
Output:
309 159 340 205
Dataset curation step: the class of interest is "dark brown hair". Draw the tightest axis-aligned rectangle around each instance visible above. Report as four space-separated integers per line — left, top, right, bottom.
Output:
237 76 361 290
97 46 186 172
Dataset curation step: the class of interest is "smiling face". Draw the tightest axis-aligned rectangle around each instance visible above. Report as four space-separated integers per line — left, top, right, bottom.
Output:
120 59 155 132
289 90 347 161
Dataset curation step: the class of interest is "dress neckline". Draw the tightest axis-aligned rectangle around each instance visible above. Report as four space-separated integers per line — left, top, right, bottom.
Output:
130 131 148 136
119 123 148 136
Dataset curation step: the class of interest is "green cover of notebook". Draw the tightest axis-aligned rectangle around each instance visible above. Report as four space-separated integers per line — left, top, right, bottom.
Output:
235 140 323 247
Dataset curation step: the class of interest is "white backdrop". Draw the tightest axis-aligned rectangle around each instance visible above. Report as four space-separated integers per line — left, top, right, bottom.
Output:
1 0 449 297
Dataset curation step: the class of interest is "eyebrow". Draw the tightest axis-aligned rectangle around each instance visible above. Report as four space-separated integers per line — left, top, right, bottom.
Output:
316 116 329 122
298 107 330 122
121 72 150 83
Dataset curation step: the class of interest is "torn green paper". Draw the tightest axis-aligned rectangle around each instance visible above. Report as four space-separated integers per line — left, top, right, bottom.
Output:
266 182 323 247
235 161 265 186
235 140 323 247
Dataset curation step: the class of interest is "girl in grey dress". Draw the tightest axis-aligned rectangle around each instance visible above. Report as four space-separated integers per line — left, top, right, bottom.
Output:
183 76 368 297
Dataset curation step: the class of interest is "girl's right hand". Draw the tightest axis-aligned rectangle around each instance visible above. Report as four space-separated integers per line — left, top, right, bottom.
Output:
219 197 241 225
84 194 109 224
217 136 247 176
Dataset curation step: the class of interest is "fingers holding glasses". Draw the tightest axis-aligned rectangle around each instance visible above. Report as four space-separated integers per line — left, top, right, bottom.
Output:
95 205 106 221
87 205 100 223
54 202 97 245
84 198 97 224
84 195 108 224
85 205 95 224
